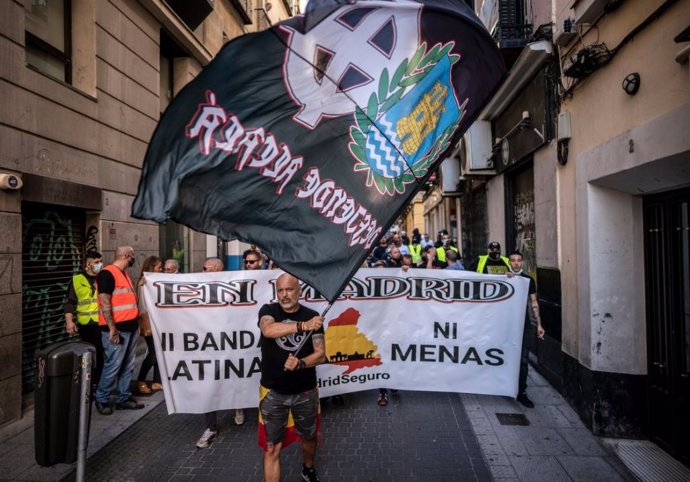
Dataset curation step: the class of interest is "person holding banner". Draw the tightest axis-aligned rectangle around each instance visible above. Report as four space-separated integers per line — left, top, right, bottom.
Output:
196 256 249 449
162 259 179 273
258 273 325 482
507 250 546 408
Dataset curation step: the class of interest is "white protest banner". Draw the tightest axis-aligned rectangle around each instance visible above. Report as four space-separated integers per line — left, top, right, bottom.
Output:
142 269 529 414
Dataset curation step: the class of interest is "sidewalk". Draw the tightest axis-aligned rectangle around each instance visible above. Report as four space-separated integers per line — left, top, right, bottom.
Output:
0 391 165 482
462 368 636 481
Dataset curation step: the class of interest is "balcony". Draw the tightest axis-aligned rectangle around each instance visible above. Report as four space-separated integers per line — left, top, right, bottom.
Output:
494 22 532 50
489 0 533 68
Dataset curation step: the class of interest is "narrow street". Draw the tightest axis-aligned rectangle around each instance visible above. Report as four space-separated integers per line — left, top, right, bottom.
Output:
63 391 490 481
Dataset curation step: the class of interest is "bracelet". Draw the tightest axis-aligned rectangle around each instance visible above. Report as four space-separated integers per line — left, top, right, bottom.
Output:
297 359 306 370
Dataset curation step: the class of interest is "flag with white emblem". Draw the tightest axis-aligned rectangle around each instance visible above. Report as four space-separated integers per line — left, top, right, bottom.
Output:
132 0 505 301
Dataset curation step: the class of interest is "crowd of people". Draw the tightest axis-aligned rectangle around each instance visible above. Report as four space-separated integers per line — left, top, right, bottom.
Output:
62 235 544 482
366 227 464 271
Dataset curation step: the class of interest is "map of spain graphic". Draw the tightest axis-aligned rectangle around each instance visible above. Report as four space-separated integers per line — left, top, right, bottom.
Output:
325 308 382 374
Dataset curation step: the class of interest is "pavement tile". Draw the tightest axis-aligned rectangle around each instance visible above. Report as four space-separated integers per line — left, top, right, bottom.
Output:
557 455 628 482
476 433 505 455
557 427 608 456
490 463 519 479
523 386 564 405
518 404 572 428
517 427 575 456
485 453 512 466
493 427 529 456
510 455 571 481
555 403 584 425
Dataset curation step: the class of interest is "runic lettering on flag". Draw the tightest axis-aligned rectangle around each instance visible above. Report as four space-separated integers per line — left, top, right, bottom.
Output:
132 0 506 302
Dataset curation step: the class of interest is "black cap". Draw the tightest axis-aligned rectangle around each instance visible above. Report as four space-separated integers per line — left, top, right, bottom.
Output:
488 241 501 250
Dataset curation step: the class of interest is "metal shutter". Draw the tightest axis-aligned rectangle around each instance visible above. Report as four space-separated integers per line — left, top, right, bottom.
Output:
21 203 85 394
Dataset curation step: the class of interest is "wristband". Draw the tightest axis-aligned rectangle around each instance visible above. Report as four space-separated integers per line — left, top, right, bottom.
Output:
298 359 306 370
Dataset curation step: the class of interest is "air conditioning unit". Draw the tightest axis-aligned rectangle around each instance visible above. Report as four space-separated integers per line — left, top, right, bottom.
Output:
554 17 577 46
460 121 495 176
440 156 461 194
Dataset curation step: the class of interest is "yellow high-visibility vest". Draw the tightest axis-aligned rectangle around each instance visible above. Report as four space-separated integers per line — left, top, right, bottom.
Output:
72 273 99 325
476 255 510 274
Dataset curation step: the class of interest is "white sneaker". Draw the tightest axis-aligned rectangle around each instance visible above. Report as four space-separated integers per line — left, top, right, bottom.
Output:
196 428 217 449
234 409 245 425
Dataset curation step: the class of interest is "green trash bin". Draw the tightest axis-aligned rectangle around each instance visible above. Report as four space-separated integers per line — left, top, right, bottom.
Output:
34 340 95 466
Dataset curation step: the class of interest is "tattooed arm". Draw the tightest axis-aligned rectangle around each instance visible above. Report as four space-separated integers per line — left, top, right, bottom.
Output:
529 293 545 339
98 293 120 344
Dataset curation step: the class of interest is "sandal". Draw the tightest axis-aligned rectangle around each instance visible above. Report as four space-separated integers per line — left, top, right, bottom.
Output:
136 381 152 395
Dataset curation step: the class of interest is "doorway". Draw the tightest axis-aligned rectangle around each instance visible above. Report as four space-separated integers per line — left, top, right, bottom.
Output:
644 187 690 465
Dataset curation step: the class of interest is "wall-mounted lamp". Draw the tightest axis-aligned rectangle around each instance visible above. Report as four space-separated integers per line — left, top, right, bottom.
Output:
622 72 641 95
0 173 23 190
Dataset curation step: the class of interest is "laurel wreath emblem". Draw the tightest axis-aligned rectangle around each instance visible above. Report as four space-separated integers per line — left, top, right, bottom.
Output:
348 41 464 196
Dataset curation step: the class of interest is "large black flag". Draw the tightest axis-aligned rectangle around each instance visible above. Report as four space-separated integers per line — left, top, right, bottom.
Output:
132 0 505 302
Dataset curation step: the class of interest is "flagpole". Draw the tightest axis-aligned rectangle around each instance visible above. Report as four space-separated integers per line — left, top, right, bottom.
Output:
288 301 332 364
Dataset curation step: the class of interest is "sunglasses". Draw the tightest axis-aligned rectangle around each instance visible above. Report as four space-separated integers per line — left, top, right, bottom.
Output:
244 259 260 265
202 267 211 271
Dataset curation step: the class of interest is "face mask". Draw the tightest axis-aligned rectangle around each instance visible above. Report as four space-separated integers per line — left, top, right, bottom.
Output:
489 251 500 261
128 257 135 267
92 262 103 274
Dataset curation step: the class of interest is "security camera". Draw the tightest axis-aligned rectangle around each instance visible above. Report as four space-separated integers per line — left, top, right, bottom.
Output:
0 173 23 190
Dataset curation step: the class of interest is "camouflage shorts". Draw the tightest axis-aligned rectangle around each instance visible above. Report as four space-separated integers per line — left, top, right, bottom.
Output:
260 387 319 446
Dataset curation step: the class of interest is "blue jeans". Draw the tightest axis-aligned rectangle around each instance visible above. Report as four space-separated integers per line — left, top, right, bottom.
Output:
95 329 139 404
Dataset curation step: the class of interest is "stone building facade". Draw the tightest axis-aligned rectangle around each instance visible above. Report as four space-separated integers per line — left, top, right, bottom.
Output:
0 0 294 427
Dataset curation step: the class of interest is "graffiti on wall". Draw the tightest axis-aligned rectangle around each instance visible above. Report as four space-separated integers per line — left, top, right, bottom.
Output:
21 210 82 392
85 225 99 253
513 190 536 277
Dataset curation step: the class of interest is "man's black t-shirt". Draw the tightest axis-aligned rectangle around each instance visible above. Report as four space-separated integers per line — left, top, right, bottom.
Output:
520 272 537 296
258 303 323 394
518 272 537 325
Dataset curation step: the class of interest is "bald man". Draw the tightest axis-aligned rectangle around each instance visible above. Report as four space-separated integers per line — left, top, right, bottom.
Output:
94 246 144 415
258 273 325 482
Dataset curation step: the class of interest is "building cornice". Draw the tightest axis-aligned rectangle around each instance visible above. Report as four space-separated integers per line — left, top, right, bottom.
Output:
139 0 214 65
480 40 553 120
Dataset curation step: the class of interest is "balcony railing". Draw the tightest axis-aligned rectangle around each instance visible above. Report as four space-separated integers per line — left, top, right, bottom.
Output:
494 22 533 49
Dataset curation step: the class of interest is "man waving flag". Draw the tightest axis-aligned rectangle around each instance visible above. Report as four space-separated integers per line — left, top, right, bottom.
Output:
132 0 505 301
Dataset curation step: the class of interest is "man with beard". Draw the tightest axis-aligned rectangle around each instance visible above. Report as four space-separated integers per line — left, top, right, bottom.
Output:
468 241 511 274
94 246 144 415
258 273 325 482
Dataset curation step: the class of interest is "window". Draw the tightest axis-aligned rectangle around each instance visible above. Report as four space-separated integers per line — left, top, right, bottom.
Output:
25 0 71 83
